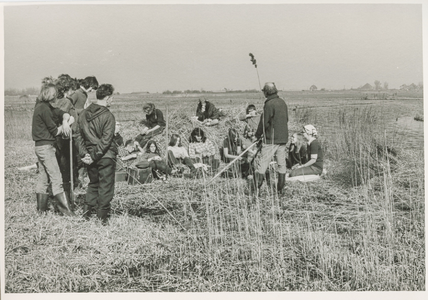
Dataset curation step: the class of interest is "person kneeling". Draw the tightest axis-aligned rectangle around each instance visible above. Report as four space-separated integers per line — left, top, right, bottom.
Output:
289 125 323 178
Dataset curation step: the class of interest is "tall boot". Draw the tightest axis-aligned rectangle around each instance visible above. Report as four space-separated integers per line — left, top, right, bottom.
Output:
36 193 49 213
265 171 271 188
53 192 76 217
82 204 93 221
277 173 286 195
255 172 265 194
97 210 109 226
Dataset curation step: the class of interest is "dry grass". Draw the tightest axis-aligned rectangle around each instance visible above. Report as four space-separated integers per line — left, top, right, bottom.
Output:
3 92 425 292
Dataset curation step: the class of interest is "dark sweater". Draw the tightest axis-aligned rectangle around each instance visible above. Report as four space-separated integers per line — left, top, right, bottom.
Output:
196 101 220 122
142 109 166 128
32 101 66 146
255 94 289 144
70 88 88 115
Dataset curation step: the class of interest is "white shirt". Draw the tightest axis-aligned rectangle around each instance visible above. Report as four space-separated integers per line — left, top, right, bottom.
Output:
168 145 189 159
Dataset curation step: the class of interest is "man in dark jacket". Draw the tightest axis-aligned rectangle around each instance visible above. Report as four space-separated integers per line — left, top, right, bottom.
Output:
249 82 288 195
135 103 166 148
75 84 117 225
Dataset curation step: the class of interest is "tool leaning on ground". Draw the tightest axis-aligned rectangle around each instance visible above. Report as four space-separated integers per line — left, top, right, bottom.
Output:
206 139 260 185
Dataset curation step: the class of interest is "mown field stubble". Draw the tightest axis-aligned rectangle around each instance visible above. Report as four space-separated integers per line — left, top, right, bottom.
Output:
3 90 425 292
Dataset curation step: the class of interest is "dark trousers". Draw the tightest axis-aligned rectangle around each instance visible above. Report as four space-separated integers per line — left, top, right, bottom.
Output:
224 157 251 178
167 150 196 171
149 160 172 178
55 138 79 191
86 158 116 218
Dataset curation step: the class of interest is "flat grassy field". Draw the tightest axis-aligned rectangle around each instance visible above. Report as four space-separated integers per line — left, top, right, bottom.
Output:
3 90 424 292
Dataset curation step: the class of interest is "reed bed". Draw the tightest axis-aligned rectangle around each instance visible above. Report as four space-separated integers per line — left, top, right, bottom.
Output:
4 94 424 292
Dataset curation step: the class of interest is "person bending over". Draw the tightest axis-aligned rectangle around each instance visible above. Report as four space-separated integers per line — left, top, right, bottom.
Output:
194 97 220 126
135 103 166 148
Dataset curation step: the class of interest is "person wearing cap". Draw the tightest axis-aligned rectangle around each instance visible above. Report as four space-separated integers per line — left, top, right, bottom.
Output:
289 125 323 177
135 103 166 148
247 82 289 196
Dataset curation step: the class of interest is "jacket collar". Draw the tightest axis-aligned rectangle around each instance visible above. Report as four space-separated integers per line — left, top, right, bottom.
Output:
265 94 279 103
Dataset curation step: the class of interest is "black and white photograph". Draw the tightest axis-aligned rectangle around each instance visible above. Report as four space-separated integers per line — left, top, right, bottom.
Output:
1 0 426 297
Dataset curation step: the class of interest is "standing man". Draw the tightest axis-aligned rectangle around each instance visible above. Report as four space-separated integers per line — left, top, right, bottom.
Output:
249 82 288 195
75 84 117 225
70 76 99 188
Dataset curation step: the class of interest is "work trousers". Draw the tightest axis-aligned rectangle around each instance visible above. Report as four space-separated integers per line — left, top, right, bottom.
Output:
55 138 79 191
86 158 116 217
255 143 287 174
35 144 64 196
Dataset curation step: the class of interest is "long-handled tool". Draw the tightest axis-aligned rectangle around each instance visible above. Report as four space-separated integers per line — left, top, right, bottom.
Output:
206 140 259 185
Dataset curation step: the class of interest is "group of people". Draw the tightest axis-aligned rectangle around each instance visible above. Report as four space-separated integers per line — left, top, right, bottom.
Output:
30 75 324 225
32 74 117 224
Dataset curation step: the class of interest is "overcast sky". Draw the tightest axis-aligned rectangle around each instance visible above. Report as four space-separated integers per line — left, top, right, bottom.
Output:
3 3 423 93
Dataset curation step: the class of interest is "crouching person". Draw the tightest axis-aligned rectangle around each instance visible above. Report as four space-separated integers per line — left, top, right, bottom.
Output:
75 84 117 225
32 82 75 216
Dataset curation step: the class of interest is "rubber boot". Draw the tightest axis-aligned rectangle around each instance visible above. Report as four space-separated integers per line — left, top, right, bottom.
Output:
255 172 265 195
82 204 93 221
97 210 109 226
265 171 271 189
36 193 49 213
277 173 286 195
54 192 76 217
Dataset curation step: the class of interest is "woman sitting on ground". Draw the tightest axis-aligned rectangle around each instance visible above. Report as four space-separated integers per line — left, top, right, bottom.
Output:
194 97 220 126
240 104 260 161
286 132 308 169
167 134 196 175
188 128 219 172
289 125 324 177
131 140 172 181
221 128 250 178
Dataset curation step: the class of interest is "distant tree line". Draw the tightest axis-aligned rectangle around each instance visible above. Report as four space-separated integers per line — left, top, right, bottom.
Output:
162 89 260 95
4 87 40 96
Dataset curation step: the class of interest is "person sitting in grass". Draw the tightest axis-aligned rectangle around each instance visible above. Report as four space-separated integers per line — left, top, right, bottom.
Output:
240 104 260 161
286 132 308 170
167 133 196 175
113 122 124 147
188 127 219 172
193 97 220 126
32 81 74 216
289 125 323 177
135 103 166 148
131 140 172 181
221 128 250 178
